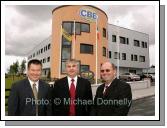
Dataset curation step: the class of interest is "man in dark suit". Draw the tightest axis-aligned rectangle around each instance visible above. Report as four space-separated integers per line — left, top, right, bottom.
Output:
52 59 93 116
8 59 52 116
93 62 132 116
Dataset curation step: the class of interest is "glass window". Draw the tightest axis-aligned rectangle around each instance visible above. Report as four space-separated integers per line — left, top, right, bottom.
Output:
109 51 112 58
114 52 120 59
103 47 106 57
122 53 126 60
81 23 90 32
62 46 71 59
80 44 93 54
142 41 145 48
47 57 50 62
145 42 147 48
134 40 140 47
103 28 106 37
63 22 72 34
62 36 71 45
48 44 51 49
61 61 66 73
139 56 145 62
41 48 43 53
134 55 138 61
80 65 90 72
112 35 116 42
46 46 47 51
43 58 45 63
131 54 133 61
120 36 126 44
72 22 81 35
126 38 129 45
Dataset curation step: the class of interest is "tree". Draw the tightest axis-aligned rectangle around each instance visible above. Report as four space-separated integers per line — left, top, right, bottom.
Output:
13 60 19 74
20 59 26 75
8 60 19 80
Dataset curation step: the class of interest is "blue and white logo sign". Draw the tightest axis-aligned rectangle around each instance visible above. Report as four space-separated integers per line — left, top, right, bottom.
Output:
80 7 98 22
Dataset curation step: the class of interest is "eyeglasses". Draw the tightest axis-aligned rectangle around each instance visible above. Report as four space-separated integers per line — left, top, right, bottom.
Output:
100 69 111 73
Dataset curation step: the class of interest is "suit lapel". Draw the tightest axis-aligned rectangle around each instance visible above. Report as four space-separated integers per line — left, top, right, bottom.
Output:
104 78 118 98
38 80 44 100
99 84 105 97
75 77 81 98
64 77 70 98
25 78 34 98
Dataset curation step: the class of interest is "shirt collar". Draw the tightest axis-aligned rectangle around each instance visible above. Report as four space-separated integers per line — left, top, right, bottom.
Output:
67 76 78 88
105 77 116 87
28 77 39 88
67 76 78 82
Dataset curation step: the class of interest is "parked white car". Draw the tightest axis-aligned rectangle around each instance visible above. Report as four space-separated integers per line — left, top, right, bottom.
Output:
119 73 140 81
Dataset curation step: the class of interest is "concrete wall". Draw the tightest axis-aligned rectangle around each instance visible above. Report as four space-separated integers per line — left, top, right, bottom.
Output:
91 79 151 97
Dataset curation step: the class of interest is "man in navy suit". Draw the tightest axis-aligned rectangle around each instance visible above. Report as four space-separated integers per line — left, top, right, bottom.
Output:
8 59 52 116
52 59 93 116
93 62 132 116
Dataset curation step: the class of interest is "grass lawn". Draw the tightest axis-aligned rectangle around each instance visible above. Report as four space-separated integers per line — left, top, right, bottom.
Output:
5 75 24 89
5 75 25 112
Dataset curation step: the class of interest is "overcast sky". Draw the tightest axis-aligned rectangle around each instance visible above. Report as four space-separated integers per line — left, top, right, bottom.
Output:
4 5 155 72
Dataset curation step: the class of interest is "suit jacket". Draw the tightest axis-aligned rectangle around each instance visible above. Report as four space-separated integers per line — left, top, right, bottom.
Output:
8 78 52 116
93 78 132 116
52 76 93 116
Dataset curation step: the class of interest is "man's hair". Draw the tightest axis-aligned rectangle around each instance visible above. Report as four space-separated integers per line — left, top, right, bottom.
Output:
111 63 116 70
101 62 116 70
28 59 42 69
65 59 79 67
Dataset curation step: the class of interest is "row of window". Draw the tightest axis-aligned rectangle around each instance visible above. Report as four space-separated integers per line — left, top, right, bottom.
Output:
61 42 146 62
108 51 146 62
40 56 50 64
63 21 107 38
112 35 147 48
28 44 51 60
63 22 90 35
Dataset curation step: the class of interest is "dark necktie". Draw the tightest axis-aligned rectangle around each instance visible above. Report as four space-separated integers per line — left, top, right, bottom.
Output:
69 79 76 116
103 85 109 96
32 83 38 116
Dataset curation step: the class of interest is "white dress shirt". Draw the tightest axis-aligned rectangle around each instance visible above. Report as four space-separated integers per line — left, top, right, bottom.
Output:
67 76 78 89
103 82 112 93
28 78 39 92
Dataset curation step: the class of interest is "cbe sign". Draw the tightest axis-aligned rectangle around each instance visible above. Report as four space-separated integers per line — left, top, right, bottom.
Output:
80 8 98 22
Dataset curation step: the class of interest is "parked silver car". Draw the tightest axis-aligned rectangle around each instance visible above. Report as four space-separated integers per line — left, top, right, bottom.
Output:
119 73 140 81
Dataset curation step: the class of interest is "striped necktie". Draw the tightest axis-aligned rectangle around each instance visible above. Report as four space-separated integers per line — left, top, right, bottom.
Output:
32 83 38 116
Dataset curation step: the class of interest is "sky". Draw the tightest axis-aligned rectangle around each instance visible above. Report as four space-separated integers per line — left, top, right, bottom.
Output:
4 4 155 72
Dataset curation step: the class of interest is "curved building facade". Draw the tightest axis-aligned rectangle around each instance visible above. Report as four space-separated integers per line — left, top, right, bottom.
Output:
51 5 108 79
27 5 150 81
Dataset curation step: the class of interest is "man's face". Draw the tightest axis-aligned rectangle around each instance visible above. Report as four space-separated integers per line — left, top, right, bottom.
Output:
66 62 78 78
100 62 116 83
27 64 42 82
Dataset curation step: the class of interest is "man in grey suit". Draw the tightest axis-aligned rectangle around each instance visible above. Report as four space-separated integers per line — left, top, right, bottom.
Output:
8 59 52 116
